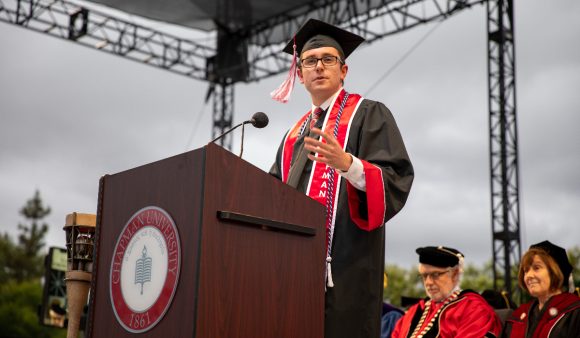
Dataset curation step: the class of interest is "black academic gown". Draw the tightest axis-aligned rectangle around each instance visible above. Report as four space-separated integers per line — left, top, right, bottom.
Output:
270 94 414 338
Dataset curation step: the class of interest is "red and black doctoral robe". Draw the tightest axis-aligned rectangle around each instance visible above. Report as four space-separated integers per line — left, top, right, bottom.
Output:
502 292 580 338
392 290 502 338
270 89 414 338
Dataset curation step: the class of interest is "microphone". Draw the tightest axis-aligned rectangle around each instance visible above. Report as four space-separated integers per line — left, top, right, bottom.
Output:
211 112 269 157
250 112 269 128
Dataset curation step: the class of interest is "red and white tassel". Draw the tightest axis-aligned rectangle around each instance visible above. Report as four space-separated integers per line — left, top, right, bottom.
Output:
270 40 298 103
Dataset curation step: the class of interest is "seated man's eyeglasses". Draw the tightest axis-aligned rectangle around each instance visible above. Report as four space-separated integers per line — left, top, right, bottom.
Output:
300 55 343 68
418 268 453 281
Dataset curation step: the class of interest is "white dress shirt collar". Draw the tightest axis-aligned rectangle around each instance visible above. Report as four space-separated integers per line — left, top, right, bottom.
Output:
310 87 343 113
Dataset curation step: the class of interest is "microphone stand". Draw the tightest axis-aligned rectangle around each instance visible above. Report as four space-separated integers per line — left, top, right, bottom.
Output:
211 121 250 158
240 122 245 158
210 121 247 144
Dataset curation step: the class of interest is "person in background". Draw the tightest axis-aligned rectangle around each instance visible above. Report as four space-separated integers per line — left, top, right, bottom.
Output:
381 302 404 338
391 246 502 338
382 272 404 338
501 240 580 338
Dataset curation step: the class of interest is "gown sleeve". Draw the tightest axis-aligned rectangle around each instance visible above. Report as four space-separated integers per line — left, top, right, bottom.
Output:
345 100 414 231
440 295 502 338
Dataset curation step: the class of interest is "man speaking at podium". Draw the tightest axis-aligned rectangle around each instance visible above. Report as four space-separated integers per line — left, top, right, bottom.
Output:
269 19 414 338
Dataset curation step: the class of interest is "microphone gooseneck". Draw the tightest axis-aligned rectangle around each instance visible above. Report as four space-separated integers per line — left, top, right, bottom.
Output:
211 112 270 158
211 121 245 144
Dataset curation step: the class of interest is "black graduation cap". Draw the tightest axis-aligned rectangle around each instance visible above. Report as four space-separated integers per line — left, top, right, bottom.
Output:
415 246 464 268
282 19 365 58
530 240 573 281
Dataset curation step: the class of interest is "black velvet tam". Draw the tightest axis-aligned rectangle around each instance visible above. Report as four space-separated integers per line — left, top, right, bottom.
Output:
416 246 464 268
283 18 364 58
530 240 573 281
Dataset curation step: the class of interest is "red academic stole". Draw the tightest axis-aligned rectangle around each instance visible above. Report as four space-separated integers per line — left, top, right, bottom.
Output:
280 90 363 231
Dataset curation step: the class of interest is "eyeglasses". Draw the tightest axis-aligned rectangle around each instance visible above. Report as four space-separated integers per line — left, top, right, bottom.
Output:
300 55 343 68
418 269 453 282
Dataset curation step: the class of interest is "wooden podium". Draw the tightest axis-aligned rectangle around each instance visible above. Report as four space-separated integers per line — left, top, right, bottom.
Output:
86 143 326 338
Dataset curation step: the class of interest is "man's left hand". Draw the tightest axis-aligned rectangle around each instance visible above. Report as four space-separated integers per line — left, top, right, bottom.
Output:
304 128 352 171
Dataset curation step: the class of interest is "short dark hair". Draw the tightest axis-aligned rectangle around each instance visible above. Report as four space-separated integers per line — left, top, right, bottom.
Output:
518 248 565 293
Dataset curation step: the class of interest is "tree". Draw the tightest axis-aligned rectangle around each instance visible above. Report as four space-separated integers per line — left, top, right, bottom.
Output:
568 246 580 284
19 189 51 257
0 233 18 284
384 264 423 307
2 190 52 282
462 262 494 292
0 191 66 337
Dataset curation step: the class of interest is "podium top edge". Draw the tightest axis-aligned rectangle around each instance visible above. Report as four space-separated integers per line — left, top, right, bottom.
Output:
64 212 96 227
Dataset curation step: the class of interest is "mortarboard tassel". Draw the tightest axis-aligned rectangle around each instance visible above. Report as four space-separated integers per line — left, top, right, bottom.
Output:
326 256 334 288
270 38 297 103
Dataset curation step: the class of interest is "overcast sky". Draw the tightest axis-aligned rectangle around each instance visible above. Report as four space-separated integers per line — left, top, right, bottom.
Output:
1 1 579 269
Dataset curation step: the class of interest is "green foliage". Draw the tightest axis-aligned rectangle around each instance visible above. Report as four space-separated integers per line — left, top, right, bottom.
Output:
383 264 423 307
0 190 65 337
462 262 494 292
568 246 580 284
18 189 50 257
1 190 50 283
0 280 66 338
0 233 18 284
385 261 498 308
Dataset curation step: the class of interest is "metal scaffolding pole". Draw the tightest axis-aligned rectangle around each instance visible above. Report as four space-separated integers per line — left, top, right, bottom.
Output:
212 82 234 150
487 0 521 298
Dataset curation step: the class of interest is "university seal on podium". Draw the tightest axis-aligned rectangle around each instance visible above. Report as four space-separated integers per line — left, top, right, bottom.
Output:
109 206 181 333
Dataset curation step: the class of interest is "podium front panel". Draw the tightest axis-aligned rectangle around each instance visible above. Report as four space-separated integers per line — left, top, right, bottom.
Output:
88 150 205 338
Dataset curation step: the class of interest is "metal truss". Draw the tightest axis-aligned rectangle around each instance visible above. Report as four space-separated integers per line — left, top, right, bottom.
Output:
1 0 487 83
0 0 215 80
246 0 487 82
212 82 235 150
487 0 521 298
